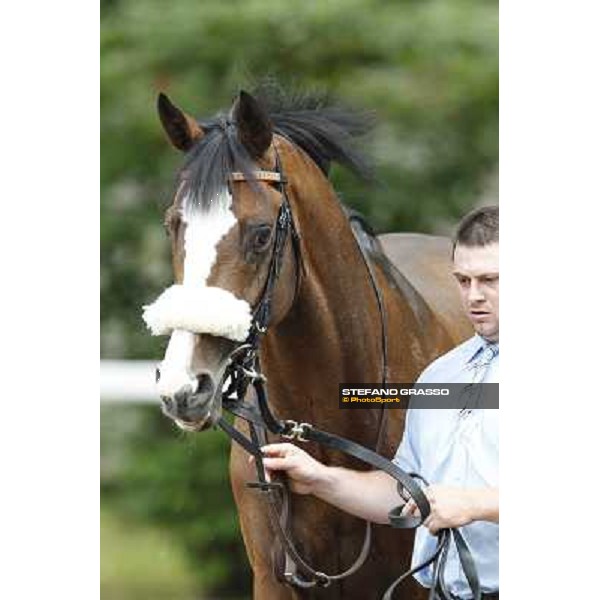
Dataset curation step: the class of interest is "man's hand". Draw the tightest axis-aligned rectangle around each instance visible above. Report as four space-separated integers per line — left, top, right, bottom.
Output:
254 444 412 524
401 485 499 534
257 443 329 495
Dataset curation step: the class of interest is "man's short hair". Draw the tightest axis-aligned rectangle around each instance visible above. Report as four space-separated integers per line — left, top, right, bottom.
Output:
452 205 498 255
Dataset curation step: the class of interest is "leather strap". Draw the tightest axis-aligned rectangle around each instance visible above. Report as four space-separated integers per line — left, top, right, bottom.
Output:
230 170 285 183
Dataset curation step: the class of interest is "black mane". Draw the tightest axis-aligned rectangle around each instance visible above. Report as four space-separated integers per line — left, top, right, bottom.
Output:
179 83 375 210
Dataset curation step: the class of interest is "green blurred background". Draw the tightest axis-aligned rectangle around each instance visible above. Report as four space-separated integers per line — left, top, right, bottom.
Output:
100 0 498 597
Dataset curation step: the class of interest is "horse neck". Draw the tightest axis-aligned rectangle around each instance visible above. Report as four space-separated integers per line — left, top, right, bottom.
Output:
260 147 390 438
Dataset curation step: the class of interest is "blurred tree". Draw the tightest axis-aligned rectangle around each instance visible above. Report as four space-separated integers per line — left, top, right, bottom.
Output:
101 0 498 359
101 0 497 596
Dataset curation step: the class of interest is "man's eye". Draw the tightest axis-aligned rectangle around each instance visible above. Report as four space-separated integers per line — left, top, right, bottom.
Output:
251 226 273 252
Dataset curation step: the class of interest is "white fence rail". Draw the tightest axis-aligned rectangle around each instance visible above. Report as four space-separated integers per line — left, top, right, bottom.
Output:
100 360 158 403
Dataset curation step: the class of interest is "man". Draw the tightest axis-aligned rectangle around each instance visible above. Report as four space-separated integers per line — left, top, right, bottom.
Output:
261 206 499 599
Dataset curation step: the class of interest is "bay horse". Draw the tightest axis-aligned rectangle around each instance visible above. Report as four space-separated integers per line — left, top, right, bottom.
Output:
143 86 472 599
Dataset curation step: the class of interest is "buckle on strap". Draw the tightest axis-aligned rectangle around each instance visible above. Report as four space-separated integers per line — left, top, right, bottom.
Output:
238 365 265 381
283 571 331 589
246 480 285 493
280 420 312 442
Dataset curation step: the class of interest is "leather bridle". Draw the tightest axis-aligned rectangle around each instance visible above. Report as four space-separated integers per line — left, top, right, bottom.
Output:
213 148 482 600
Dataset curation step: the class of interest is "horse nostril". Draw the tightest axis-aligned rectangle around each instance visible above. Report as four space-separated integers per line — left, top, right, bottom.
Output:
173 386 194 409
196 373 214 396
155 367 161 383
160 376 215 419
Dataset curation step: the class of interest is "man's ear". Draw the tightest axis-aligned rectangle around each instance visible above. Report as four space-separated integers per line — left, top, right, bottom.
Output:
231 90 273 158
157 93 204 152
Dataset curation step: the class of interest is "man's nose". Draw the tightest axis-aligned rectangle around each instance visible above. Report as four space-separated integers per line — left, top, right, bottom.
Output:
468 281 485 302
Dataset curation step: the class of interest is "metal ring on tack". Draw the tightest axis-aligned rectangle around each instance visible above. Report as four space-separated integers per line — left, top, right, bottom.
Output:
281 420 312 442
314 572 332 588
240 367 266 381
226 343 253 363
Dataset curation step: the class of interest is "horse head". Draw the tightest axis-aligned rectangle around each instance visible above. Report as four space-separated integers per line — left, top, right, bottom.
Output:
144 91 301 431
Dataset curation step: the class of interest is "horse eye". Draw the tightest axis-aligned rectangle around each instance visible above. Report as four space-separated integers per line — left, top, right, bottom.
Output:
251 225 273 252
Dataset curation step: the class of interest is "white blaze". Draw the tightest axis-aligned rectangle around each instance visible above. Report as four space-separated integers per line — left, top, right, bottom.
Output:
156 329 196 398
142 190 252 398
182 191 237 286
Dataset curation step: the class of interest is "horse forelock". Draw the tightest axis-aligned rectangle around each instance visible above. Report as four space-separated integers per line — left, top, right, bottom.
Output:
174 85 374 213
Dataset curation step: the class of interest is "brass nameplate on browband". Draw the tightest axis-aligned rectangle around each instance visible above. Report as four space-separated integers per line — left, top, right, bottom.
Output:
230 171 284 182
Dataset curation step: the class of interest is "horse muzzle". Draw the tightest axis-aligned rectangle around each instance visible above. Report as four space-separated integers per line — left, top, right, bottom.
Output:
160 370 222 430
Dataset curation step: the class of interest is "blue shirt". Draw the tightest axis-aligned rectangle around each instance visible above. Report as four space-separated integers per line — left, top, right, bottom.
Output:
393 335 499 597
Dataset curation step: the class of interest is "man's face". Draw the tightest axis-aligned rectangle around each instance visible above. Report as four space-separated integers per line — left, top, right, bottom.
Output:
452 242 499 343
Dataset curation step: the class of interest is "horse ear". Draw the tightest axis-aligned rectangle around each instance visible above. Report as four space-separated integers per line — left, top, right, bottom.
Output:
232 90 273 158
157 93 204 152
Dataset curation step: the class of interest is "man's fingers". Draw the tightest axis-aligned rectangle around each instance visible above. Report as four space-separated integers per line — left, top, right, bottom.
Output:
261 443 297 457
401 500 416 517
400 499 423 519
261 456 292 471
423 513 442 534
251 443 295 463
424 516 439 534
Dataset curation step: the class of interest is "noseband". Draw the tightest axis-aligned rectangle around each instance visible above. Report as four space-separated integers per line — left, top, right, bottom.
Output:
214 150 481 600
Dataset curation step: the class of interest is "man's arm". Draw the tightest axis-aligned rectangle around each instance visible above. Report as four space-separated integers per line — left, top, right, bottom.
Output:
260 443 402 524
468 486 499 523
315 465 403 524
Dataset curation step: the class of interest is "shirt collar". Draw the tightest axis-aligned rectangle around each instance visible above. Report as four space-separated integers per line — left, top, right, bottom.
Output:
466 334 499 365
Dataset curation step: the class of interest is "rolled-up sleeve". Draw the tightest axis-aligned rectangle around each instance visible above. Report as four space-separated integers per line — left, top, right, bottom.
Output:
392 364 437 474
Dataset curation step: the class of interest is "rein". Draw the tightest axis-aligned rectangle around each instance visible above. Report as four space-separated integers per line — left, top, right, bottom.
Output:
215 151 481 600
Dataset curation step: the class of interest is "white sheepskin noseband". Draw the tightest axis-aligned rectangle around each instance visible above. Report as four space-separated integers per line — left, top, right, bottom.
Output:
142 284 252 342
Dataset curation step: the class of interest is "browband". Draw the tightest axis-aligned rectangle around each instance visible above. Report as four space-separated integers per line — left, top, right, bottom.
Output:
229 171 285 183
